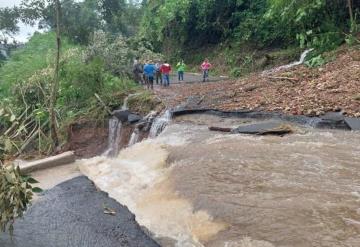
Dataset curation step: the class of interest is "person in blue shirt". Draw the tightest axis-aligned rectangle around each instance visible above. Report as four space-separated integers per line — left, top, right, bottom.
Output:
143 61 156 90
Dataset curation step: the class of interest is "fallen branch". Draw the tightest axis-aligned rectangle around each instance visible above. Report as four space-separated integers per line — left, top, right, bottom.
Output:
267 76 299 81
15 120 49 157
197 95 205 105
94 93 112 115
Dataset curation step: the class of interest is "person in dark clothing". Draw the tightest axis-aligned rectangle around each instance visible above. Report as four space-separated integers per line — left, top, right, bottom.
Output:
155 62 163 85
133 57 143 84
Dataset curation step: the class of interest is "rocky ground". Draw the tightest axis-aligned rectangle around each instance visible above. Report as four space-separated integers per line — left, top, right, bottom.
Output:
155 47 360 117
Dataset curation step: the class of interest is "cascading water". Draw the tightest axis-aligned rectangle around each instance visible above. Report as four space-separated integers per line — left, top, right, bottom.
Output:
104 93 144 156
128 128 140 147
102 116 122 157
262 48 314 75
149 110 172 138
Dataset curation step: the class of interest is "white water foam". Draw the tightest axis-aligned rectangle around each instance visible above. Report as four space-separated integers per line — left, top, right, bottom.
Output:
79 138 226 246
149 110 172 138
262 48 314 75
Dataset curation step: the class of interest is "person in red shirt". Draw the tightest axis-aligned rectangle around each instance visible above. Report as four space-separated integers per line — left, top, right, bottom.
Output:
201 58 212 82
160 61 172 87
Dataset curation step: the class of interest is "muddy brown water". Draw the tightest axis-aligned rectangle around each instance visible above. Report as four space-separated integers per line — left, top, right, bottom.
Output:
79 114 360 247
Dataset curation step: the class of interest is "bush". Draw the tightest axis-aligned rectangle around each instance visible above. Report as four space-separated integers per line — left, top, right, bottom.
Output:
230 67 242 77
84 31 162 76
0 165 41 235
305 54 326 68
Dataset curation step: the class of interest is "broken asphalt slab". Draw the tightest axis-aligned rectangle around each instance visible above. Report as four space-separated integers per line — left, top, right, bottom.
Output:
231 121 293 136
171 108 357 130
0 176 160 247
345 117 360 131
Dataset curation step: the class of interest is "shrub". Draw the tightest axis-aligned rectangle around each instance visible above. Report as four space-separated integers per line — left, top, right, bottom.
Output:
0 165 41 235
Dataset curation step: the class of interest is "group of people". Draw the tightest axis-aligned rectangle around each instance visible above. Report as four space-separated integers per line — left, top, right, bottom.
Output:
132 57 212 90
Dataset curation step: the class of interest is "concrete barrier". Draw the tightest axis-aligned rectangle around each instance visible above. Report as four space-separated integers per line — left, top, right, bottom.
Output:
19 151 76 173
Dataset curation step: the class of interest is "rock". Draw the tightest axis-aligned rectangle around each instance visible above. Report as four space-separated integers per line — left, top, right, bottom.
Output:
128 113 142 123
112 109 130 122
333 106 342 112
232 121 293 136
344 117 360 131
243 85 259 92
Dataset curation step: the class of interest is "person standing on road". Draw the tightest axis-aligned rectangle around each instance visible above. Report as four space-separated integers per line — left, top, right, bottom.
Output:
201 58 212 82
143 61 156 90
155 61 163 85
160 61 172 87
176 60 186 82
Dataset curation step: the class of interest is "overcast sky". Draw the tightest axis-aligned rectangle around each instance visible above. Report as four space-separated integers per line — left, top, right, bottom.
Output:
0 0 39 43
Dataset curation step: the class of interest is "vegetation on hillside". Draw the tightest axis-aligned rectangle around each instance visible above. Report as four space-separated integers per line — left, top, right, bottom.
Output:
0 31 160 161
140 0 360 73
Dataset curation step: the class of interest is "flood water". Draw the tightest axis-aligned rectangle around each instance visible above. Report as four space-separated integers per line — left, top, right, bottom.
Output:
79 114 360 247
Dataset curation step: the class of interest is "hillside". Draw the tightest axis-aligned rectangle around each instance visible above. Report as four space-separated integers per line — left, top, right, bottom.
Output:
156 46 360 117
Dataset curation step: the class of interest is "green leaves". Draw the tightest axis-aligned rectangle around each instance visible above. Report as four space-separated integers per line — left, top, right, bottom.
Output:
0 165 41 236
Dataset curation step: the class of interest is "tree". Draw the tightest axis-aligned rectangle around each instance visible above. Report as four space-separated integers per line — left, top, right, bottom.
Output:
0 7 20 42
40 0 101 44
20 0 62 149
49 0 61 148
99 0 142 36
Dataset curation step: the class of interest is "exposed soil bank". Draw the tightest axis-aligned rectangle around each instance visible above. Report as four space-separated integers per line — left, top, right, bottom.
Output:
0 176 160 247
63 121 108 158
63 120 141 158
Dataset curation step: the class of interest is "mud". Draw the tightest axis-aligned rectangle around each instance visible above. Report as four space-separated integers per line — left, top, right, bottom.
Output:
0 176 160 247
64 121 108 158
64 121 140 158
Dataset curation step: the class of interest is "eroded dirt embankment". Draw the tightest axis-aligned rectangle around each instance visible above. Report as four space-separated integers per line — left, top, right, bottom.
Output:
155 47 360 117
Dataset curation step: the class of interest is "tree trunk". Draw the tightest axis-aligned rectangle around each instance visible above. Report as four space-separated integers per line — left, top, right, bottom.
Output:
49 0 61 149
347 0 354 26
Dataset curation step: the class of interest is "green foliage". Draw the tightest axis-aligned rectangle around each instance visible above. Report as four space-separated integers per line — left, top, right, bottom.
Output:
230 67 242 78
0 165 42 235
0 32 74 97
19 0 143 45
140 0 360 56
84 31 162 76
305 54 326 68
0 7 20 40
0 31 160 158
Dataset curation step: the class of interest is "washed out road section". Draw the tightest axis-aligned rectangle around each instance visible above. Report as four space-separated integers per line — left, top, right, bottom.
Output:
0 176 160 247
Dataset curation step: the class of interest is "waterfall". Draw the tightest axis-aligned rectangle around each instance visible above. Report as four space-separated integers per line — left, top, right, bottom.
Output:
149 110 172 138
103 116 123 157
262 48 314 75
128 128 140 147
